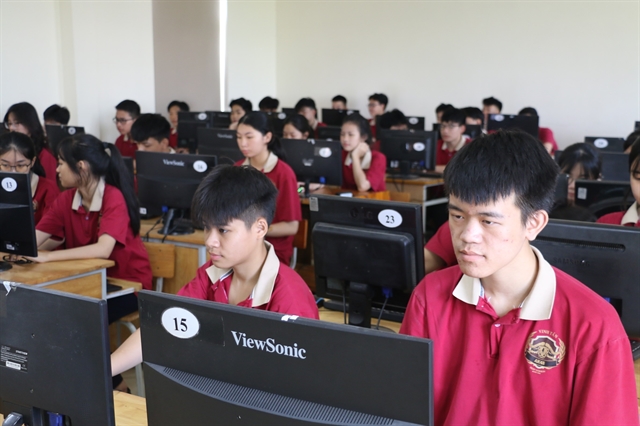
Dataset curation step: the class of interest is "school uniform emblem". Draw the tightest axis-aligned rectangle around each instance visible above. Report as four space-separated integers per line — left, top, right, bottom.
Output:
524 330 566 374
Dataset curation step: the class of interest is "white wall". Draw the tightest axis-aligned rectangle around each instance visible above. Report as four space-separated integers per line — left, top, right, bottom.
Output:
272 1 639 148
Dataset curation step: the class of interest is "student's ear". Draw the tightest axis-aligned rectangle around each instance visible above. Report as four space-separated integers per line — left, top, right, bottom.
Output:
159 138 169 148
460 123 466 134
525 210 549 242
264 132 273 144
254 217 269 238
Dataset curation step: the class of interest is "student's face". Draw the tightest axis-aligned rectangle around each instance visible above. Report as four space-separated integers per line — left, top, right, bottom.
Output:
368 101 385 118
56 158 79 188
203 218 266 269
136 137 169 153
448 193 545 279
5 113 30 136
332 101 346 110
390 124 409 131
630 160 640 205
115 110 135 135
440 122 465 144
282 123 308 140
44 119 61 126
168 106 181 128
237 124 270 159
298 107 316 124
340 122 365 152
482 105 500 116
465 117 482 126
230 105 246 124
0 149 33 174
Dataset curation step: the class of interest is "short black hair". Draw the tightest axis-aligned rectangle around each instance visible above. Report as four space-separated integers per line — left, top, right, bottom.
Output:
462 107 484 125
444 130 559 224
258 96 279 111
441 108 466 126
332 95 347 104
519 107 538 116
230 98 252 113
167 100 190 112
624 130 640 152
482 97 502 111
369 93 388 107
378 109 408 129
43 104 70 125
191 164 277 229
436 103 454 114
115 100 141 118
295 97 317 112
130 113 171 143
558 143 602 180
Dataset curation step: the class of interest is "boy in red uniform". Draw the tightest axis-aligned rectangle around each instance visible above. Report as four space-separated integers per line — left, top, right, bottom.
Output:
111 164 319 376
131 113 175 154
519 107 558 155
401 130 639 426
113 100 140 158
482 96 502 122
167 100 189 149
367 93 388 141
435 108 471 172
295 98 326 137
331 95 347 110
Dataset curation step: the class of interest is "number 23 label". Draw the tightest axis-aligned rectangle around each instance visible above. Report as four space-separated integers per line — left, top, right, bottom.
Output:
378 209 403 228
161 307 200 339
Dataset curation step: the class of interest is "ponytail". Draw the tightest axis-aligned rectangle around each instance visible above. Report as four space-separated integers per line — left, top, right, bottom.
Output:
238 111 287 162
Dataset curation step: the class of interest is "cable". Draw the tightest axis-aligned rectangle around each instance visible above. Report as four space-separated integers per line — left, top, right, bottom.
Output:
375 287 393 330
144 216 163 242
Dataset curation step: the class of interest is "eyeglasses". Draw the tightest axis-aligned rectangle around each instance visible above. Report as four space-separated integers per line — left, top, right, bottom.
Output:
440 123 460 130
113 117 134 124
0 161 32 172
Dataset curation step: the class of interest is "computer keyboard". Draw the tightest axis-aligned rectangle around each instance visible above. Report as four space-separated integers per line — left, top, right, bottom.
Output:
631 339 640 360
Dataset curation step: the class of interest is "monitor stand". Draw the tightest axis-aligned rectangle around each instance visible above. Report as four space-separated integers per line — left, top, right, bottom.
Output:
158 208 194 236
0 261 12 272
388 161 419 180
300 179 312 199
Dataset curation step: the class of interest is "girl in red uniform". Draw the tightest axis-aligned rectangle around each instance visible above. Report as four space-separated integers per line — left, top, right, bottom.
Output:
3 102 57 184
597 140 640 226
234 112 301 265
340 113 387 192
0 133 59 224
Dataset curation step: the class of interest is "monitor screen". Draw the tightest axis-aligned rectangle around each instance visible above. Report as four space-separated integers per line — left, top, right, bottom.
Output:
316 126 341 141
139 290 434 425
197 128 243 165
205 111 231 129
574 179 632 218
310 196 424 327
321 109 359 127
584 137 625 153
281 138 342 196
177 111 214 153
282 107 297 116
45 125 85 155
532 220 640 337
378 129 437 176
405 116 425 131
0 284 115 425
486 114 539 137
635 121 640 131
600 152 630 182
265 111 289 137
0 172 37 271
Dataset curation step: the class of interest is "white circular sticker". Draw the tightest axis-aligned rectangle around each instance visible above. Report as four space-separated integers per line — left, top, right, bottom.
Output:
378 209 403 228
1 177 17 192
198 112 207 121
318 147 332 158
346 110 354 115
68 127 76 135
408 117 419 125
278 113 286 119
161 307 200 339
413 142 425 152
593 138 609 149
193 160 208 173
493 114 504 122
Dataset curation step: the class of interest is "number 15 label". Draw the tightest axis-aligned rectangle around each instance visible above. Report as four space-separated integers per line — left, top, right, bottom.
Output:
161 307 200 339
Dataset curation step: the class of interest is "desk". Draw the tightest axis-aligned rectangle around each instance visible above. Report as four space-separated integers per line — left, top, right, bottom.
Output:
0 259 129 299
385 175 447 234
114 391 147 426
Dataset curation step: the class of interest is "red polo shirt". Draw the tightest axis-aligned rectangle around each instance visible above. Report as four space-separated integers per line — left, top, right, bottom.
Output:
178 243 319 319
38 148 58 184
37 179 152 290
235 153 302 265
341 149 387 192
168 128 178 148
115 134 137 158
31 173 59 225
424 221 456 267
436 136 471 167
400 247 639 426
597 202 640 227
538 127 558 154
314 121 327 139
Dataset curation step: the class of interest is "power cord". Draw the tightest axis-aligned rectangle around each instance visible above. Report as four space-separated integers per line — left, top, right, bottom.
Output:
374 287 393 330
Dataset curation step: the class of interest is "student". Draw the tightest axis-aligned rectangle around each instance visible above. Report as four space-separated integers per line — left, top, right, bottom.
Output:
519 107 558 154
113 100 140 158
461 106 484 127
258 96 279 113
401 130 639 426
597 140 640 227
229 98 252 130
0 132 59 224
367 93 388 141
332 95 347 110
235 112 301 265
340 113 386 192
131 113 175 153
110 165 319 376
623 130 640 154
167 100 189 149
435 103 454 123
294 98 326 135
43 104 70 126
557 142 601 205
377 109 409 131
4 102 57 184
481 96 502 119
435 108 470 172
282 114 313 140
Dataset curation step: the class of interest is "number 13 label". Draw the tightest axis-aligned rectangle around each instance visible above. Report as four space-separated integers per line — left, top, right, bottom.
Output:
1 177 17 192
161 307 200 339
378 209 403 228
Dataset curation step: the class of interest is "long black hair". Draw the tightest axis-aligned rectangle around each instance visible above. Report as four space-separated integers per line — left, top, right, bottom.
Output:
0 132 46 177
558 143 602 180
57 134 140 235
283 114 313 139
4 102 47 156
237 112 286 160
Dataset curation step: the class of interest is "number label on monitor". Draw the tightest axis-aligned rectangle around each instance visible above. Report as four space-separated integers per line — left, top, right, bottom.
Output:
493 114 504 122
1 177 17 192
408 117 419 125
67 127 76 135
593 138 608 149
378 209 403 228
577 187 587 200
197 112 208 121
161 307 200 339
413 142 425 152
193 160 208 173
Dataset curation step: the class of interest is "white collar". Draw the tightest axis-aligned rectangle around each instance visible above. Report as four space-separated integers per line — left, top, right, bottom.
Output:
242 151 278 173
621 202 639 225
344 150 372 170
71 177 106 212
30 172 39 195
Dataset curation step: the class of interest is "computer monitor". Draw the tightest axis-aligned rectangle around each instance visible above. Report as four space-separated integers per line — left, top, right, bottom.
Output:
280 138 342 197
635 121 640 131
0 284 115 425
282 107 297 116
316 126 341 141
0 172 37 272
205 111 231 129
265 111 288 137
321 109 359 127
554 173 569 207
486 114 539 137
45 125 85 155
405 116 425 131
600 152 630 182
177 111 214 153
574 179 632 218
310 196 425 328
585 136 625 152
378 129 437 177
136 151 217 235
532 220 640 337
197 128 243 165
432 123 482 140
139 290 434 426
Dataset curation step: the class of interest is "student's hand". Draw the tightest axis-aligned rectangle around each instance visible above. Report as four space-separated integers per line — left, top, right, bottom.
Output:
353 142 370 160
25 251 52 263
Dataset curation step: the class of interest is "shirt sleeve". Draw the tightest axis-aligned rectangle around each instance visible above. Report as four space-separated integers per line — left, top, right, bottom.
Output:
596 212 624 225
273 166 302 223
36 191 68 239
177 261 213 300
40 179 60 218
366 151 387 191
98 189 130 245
399 280 429 338
425 221 457 266
268 272 320 319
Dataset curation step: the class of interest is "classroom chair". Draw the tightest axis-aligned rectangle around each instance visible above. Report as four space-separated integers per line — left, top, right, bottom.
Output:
289 219 309 269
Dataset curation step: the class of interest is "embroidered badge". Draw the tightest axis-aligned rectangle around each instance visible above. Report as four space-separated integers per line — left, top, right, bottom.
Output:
524 330 566 374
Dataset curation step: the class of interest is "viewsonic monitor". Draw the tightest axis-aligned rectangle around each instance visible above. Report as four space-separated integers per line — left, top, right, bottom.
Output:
0 284 115 426
321 108 359 127
311 196 424 327
574 179 632 218
585 136 625 153
139 290 434 426
486 114 539 137
45 125 85 155
265 111 288 137
405 116 425 131
317 126 341 141
378 129 437 177
0 172 37 271
177 111 214 153
281 138 342 197
197 128 244 165
205 111 232 129
282 107 297 116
